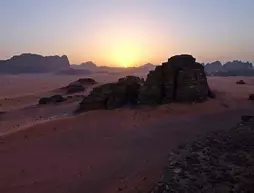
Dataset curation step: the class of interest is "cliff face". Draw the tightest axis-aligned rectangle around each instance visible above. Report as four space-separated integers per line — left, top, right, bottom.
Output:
0 53 70 74
139 55 210 104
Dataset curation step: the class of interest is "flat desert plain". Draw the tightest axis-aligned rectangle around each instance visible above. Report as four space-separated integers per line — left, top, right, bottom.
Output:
0 74 254 193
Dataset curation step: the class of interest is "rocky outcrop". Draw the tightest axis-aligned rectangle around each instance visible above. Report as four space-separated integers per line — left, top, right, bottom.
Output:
74 78 97 85
61 78 97 94
0 53 70 74
76 76 143 112
38 95 66 105
65 83 85 94
139 55 209 104
152 116 254 193
75 55 212 113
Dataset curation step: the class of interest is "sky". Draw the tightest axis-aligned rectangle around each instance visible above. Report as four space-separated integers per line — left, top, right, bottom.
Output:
0 0 254 67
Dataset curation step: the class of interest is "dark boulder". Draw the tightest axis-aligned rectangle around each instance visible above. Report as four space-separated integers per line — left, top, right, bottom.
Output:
249 94 254 101
38 97 51 105
236 80 246 84
66 83 85 94
76 76 142 112
241 115 254 122
38 95 66 105
50 95 66 103
75 78 97 85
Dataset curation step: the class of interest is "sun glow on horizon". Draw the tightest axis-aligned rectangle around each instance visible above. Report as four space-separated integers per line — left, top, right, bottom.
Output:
109 40 143 68
92 23 154 67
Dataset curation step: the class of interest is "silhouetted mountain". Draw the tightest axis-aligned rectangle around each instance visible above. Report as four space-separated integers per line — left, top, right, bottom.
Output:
205 61 223 73
72 62 156 74
0 53 70 74
223 60 253 71
205 60 254 76
79 61 97 71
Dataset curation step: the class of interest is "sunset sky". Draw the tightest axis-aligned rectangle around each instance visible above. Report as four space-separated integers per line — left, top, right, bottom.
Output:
1 0 254 67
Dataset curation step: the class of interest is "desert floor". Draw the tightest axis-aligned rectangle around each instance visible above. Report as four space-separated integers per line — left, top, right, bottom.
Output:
0 74 254 193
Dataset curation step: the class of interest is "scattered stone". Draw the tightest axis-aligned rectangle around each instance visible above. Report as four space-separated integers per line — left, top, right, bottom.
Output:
249 94 254 101
236 80 246 84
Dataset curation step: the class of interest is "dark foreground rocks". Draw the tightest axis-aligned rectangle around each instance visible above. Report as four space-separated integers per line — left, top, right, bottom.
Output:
38 95 66 105
152 116 254 193
76 76 143 112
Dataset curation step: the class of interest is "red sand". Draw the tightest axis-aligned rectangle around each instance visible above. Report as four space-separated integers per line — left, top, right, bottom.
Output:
1 108 254 193
0 75 254 193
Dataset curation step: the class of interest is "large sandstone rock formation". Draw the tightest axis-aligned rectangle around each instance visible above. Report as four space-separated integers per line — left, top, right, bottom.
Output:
139 55 209 104
0 53 70 74
77 76 143 112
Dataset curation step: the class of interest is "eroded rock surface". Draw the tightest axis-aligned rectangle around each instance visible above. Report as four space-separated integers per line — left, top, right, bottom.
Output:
77 76 143 112
139 55 209 104
152 116 254 193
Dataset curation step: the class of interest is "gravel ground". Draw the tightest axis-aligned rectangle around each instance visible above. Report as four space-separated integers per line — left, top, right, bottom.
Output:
152 116 254 193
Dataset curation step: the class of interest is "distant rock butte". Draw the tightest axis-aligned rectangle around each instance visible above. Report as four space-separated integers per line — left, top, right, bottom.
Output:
0 53 70 74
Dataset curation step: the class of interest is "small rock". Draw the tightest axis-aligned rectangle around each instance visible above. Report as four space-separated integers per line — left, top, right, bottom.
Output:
241 115 254 122
249 94 254 101
236 80 246 84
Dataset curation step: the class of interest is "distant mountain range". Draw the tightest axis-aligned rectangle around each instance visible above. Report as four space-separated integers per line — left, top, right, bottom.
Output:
72 62 156 73
0 54 156 75
204 60 254 76
0 53 70 74
0 53 253 76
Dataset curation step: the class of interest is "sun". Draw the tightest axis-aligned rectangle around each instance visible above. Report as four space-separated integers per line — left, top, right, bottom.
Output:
108 40 142 68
